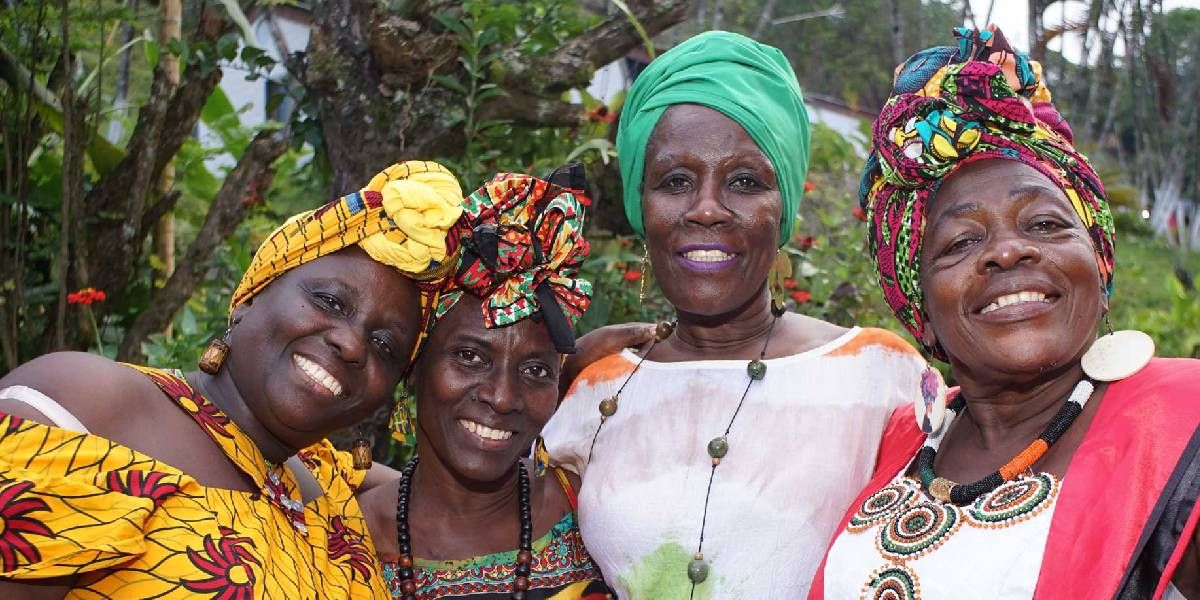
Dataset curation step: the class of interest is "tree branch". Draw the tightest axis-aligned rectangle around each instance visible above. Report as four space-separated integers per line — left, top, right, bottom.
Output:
117 129 293 362
498 0 689 95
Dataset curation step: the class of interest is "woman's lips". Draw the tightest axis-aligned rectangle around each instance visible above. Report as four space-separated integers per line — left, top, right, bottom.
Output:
675 246 739 273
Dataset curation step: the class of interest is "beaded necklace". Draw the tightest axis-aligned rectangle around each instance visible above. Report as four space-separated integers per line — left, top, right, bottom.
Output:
916 378 1095 505
392 456 534 600
586 312 782 597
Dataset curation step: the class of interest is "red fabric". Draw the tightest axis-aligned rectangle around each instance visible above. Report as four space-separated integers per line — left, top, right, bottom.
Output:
807 358 1200 599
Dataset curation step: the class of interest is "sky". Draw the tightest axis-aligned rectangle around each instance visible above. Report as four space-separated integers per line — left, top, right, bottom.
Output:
968 0 1199 63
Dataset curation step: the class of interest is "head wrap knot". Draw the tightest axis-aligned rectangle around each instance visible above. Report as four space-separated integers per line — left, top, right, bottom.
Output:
860 26 1115 358
430 168 593 355
231 160 465 359
617 30 810 246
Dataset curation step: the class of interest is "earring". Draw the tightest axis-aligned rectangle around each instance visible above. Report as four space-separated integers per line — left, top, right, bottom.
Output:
351 426 372 470
638 241 650 303
1080 312 1155 382
533 436 551 477
769 250 792 317
913 365 948 435
198 323 236 374
389 389 415 444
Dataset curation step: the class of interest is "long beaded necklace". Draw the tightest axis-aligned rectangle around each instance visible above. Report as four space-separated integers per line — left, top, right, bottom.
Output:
392 456 534 600
916 377 1095 505
586 312 782 597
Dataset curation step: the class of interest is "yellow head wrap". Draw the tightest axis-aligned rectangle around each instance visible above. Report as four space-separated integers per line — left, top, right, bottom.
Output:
230 161 464 359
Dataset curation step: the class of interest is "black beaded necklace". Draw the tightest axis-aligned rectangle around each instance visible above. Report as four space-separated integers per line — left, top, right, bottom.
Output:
586 310 782 598
392 456 534 600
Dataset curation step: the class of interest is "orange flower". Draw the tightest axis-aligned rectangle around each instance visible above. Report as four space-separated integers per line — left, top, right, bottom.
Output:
790 290 813 304
853 207 867 222
782 278 798 290
623 270 642 282
67 288 106 305
804 181 817 192
586 105 616 123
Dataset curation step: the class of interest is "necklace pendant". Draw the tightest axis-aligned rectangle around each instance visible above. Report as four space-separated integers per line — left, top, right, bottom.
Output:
747 359 767 380
928 477 956 503
707 436 729 459
687 553 709 583
1081 330 1154 382
598 397 618 418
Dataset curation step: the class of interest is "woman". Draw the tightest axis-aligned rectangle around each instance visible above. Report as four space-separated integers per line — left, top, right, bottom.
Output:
357 172 612 599
0 161 464 598
812 28 1200 599
540 31 932 598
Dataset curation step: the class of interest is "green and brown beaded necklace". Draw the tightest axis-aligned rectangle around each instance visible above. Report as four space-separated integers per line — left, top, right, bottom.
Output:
587 307 783 597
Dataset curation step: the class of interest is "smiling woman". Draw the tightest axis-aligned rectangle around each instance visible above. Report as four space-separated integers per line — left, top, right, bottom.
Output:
541 31 933 599
812 26 1200 600
0 161 464 599
355 171 611 600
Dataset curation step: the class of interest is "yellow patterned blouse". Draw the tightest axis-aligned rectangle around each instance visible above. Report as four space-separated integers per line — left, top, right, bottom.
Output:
0 365 388 598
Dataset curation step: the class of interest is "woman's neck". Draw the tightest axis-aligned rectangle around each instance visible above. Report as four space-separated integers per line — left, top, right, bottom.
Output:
187 370 297 464
950 361 1088 451
668 287 775 359
412 442 520 522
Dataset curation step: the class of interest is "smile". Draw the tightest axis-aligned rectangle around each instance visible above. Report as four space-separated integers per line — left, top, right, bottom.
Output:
682 249 735 262
458 419 513 441
979 290 1053 315
293 355 344 397
676 244 739 273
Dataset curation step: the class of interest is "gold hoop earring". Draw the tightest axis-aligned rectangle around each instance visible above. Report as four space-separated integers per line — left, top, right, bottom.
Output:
639 241 650 303
768 250 792 317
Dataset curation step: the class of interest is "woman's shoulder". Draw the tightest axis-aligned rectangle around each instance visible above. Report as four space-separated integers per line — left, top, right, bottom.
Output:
775 317 924 361
0 352 157 426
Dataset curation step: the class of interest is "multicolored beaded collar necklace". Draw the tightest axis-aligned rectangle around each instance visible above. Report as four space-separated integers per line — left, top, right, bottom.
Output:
916 377 1095 505
587 310 782 597
391 456 534 599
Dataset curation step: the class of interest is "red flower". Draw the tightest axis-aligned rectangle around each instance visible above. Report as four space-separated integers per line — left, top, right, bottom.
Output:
790 290 813 304
623 270 642 282
183 528 260 599
0 481 53 570
804 181 817 192
585 105 616 123
782 278 798 290
852 207 867 222
104 470 181 509
328 516 374 582
67 287 107 305
795 235 816 250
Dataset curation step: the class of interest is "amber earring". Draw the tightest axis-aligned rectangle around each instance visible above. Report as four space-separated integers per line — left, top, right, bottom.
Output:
198 320 239 375
351 426 373 470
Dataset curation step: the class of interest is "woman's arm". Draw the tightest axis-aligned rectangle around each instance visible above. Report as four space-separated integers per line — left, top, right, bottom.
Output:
0 576 75 599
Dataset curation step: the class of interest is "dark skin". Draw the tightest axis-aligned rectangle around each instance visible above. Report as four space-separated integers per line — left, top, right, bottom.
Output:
636 103 845 362
359 298 573 562
915 159 1200 594
0 246 422 598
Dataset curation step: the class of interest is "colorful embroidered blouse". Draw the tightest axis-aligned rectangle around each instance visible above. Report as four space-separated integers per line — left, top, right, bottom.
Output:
381 512 608 599
0 366 387 598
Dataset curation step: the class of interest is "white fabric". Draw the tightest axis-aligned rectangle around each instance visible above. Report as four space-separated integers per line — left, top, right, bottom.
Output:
0 385 88 433
824 473 1058 599
542 326 928 599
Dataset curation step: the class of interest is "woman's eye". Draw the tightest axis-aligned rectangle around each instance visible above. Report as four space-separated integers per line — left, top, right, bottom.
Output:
455 349 482 364
729 174 763 191
659 174 691 193
371 334 394 357
1030 219 1066 233
943 236 977 255
315 292 345 314
523 364 552 379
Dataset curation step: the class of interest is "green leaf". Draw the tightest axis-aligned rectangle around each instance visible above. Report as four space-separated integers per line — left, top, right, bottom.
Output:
431 74 467 95
609 0 656 59
217 0 259 48
144 37 159 69
217 34 240 62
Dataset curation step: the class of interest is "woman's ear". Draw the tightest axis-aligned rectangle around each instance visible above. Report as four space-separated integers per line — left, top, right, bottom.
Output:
919 313 939 350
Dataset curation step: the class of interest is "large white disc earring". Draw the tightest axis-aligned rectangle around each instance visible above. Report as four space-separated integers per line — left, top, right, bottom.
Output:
913 365 948 435
1081 329 1155 382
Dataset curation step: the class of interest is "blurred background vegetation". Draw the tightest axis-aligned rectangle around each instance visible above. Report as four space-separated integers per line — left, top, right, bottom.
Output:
2 0 1197 462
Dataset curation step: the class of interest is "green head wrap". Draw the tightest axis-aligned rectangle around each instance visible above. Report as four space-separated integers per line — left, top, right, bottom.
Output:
616 30 811 246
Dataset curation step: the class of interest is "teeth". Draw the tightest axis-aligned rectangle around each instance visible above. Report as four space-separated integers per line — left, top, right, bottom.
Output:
682 249 734 262
980 291 1049 314
458 419 514 441
293 355 343 396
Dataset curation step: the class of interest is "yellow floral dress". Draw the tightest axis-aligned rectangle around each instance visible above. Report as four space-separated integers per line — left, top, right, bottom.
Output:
0 365 387 598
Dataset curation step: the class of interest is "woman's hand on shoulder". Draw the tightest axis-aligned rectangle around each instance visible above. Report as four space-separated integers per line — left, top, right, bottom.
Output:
0 351 141 430
562 323 655 395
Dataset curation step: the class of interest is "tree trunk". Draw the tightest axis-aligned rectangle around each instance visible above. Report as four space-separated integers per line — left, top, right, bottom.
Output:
152 0 181 296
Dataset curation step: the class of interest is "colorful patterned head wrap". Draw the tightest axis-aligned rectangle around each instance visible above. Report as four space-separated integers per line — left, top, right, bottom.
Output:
861 26 1115 358
231 161 464 360
617 30 811 246
427 166 593 356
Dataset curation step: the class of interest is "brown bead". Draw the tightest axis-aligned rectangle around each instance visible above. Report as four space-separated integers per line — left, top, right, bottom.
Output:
515 576 530 591
400 580 417 594
517 550 533 565
350 438 372 470
655 321 676 341
198 336 231 374
398 555 413 569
